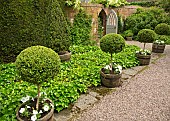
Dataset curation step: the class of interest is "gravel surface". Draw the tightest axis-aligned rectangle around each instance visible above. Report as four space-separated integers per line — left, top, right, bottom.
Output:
73 41 170 121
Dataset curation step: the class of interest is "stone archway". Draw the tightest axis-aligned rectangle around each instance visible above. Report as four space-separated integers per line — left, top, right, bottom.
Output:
106 9 118 34
98 9 107 37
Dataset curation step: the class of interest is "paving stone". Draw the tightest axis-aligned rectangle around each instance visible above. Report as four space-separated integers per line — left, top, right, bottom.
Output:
88 91 100 97
121 73 132 80
131 66 145 72
54 109 72 121
73 94 98 111
123 68 138 76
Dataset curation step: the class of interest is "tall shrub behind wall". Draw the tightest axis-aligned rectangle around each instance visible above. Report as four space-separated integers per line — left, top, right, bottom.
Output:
0 0 70 63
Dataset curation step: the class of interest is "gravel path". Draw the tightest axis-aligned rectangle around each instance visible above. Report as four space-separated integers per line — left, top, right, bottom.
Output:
73 41 170 121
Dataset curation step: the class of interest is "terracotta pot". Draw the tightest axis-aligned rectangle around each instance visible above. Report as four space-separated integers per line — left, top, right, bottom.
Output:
16 98 54 121
58 51 71 62
136 53 151 66
100 68 122 88
152 43 165 53
126 37 133 41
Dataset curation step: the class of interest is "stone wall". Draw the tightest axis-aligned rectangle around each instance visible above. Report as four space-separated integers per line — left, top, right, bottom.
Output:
64 4 141 41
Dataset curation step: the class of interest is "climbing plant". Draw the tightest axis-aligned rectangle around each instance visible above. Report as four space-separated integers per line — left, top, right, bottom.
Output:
98 18 103 39
70 10 93 45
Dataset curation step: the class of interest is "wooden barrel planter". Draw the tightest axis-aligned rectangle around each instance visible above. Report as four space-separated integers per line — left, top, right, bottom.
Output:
152 43 165 53
16 98 54 121
100 68 122 88
136 53 151 66
58 51 71 62
126 37 133 41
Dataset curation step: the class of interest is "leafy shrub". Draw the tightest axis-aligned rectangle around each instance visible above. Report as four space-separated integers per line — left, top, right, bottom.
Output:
123 30 134 37
15 46 60 110
137 29 156 49
0 45 140 120
0 0 70 63
100 33 125 61
154 23 170 35
137 29 156 43
16 46 60 84
71 10 92 45
125 7 170 36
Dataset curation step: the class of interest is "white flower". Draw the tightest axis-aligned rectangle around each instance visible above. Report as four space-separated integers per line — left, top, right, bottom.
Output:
50 103 54 108
19 108 25 114
39 110 43 114
31 115 37 121
154 40 165 44
33 110 38 115
21 96 31 103
104 64 112 71
43 104 50 112
161 41 164 44
26 105 31 109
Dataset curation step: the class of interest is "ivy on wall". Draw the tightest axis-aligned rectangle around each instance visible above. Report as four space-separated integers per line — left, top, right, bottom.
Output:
70 10 93 45
97 18 103 39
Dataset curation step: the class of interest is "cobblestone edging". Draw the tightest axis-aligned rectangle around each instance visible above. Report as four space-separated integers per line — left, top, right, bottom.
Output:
54 52 164 121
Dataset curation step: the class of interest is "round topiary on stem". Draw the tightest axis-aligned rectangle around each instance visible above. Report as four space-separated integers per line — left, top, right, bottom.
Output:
154 23 170 35
137 29 156 50
15 46 60 110
100 33 125 62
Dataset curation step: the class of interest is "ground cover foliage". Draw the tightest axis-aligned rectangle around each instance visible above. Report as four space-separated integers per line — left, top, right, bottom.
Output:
0 45 140 120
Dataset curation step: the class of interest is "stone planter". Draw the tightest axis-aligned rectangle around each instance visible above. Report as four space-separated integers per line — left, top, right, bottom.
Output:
100 68 122 88
126 37 133 41
58 51 71 62
152 43 165 53
136 53 151 66
16 98 54 121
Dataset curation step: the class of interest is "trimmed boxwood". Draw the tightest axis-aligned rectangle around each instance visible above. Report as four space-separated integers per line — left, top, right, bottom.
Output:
100 33 125 61
16 46 60 84
137 29 156 49
154 23 170 35
15 45 61 110
0 0 70 63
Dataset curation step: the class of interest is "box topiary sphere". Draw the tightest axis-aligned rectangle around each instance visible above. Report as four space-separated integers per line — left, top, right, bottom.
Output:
100 33 125 54
15 46 61 85
137 29 156 43
154 23 170 35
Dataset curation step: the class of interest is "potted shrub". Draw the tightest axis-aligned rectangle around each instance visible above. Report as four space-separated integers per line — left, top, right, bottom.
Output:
50 38 71 62
100 33 125 88
152 40 166 53
124 30 134 41
136 29 156 65
15 46 61 121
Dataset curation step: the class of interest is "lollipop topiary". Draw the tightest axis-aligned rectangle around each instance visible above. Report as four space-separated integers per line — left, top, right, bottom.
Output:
100 33 125 62
15 46 60 110
137 29 156 50
154 23 170 35
100 33 125 87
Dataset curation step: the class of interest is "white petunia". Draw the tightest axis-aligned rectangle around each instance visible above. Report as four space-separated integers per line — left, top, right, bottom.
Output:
33 110 38 115
39 110 43 113
43 104 50 112
21 96 30 103
26 105 31 109
31 115 37 121
50 103 54 108
19 108 25 114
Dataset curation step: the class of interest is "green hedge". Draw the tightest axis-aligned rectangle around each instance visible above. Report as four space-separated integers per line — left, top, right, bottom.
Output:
0 0 70 63
0 45 140 120
125 7 170 36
